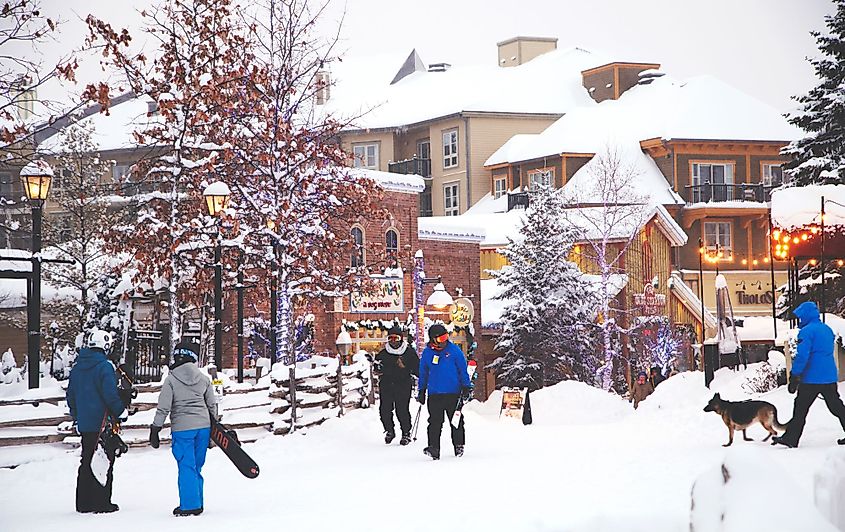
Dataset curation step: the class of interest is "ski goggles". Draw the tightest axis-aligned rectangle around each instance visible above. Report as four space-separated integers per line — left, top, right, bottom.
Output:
432 333 449 345
387 334 402 342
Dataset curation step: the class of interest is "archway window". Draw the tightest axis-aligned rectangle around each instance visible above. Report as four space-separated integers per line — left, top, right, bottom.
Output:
351 226 365 267
385 228 399 255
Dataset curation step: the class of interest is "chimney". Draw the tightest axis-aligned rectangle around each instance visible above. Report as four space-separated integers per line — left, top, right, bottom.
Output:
315 70 331 105
581 62 661 102
497 36 557 68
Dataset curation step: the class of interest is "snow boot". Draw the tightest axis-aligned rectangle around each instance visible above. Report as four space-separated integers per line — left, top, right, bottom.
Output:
384 431 395 444
91 503 119 514
771 436 797 448
423 446 440 460
838 437 845 445
454 445 464 457
173 506 203 517
399 432 411 446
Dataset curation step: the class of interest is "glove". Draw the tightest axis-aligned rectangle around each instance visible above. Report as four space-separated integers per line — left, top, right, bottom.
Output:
117 409 129 422
788 374 800 394
461 386 474 400
417 391 426 405
149 426 161 448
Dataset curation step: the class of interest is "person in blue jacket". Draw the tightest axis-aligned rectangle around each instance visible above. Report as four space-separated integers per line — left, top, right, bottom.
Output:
773 301 845 448
66 329 129 513
417 323 472 460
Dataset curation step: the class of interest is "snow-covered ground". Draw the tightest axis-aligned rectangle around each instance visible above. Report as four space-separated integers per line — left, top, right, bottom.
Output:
2 365 845 531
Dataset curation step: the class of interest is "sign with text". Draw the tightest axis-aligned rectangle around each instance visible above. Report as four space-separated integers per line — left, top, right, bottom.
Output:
350 277 404 313
633 284 667 316
500 387 527 420
449 297 474 327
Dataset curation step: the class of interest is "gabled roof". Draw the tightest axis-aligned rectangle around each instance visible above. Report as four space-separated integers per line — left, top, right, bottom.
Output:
327 46 605 130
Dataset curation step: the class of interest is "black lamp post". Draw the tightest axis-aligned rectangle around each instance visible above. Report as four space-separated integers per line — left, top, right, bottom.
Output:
203 181 230 370
21 161 53 389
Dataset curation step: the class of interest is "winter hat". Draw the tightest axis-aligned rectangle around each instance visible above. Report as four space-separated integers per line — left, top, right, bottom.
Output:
387 324 403 337
428 324 448 343
173 341 200 363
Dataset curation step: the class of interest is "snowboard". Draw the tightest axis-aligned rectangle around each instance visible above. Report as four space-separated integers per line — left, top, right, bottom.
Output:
450 360 478 428
210 418 260 479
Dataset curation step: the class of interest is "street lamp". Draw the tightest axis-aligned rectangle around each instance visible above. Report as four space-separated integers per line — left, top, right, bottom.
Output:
426 282 454 309
20 160 53 389
335 329 353 364
203 181 230 370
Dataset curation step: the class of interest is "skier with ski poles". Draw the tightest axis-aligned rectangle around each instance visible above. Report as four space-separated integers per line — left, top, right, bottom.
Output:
374 324 419 445
417 324 472 460
66 328 129 513
148 341 218 516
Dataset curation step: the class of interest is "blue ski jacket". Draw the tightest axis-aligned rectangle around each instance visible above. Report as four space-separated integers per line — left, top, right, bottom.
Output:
791 301 838 384
418 341 470 395
66 348 125 432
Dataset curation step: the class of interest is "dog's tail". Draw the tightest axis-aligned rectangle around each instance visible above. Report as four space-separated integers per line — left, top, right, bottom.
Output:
772 405 791 431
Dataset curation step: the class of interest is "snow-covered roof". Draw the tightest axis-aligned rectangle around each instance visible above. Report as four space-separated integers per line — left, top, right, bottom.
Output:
484 74 801 206
770 185 845 229
326 46 604 130
735 315 789 342
37 94 160 153
347 168 425 194
460 197 686 248
417 216 486 243
667 271 717 330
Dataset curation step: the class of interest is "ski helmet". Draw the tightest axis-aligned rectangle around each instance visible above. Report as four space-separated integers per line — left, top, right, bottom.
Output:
428 324 449 351
86 329 113 353
173 341 200 365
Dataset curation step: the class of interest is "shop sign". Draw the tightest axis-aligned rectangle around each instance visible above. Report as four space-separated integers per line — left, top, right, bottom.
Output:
500 387 527 420
449 297 474 327
350 277 403 313
633 284 666 316
733 279 774 306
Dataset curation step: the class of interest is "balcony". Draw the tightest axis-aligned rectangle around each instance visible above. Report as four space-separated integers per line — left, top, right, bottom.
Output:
507 192 530 211
388 157 431 178
684 183 774 204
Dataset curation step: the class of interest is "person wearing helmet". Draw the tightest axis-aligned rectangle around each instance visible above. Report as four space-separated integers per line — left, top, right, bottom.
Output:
149 341 218 516
417 323 471 460
66 328 128 513
374 324 419 445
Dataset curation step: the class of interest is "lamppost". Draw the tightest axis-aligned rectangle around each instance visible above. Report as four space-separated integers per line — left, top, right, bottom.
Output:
203 181 231 370
21 161 52 389
335 330 353 415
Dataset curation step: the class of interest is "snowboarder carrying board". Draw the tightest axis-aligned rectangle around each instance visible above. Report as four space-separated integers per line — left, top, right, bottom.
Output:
149 341 218 516
66 328 129 514
417 324 472 460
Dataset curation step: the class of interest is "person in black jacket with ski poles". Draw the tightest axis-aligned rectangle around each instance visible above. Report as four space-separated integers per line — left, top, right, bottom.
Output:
375 324 419 445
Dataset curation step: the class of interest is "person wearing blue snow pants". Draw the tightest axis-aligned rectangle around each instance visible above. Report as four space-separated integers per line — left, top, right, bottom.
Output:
148 341 218 517
171 427 211 511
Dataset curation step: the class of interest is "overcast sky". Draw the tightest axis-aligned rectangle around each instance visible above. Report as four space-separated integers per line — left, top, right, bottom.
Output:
30 0 835 112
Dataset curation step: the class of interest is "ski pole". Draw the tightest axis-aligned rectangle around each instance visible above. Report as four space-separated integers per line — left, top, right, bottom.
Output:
411 403 422 441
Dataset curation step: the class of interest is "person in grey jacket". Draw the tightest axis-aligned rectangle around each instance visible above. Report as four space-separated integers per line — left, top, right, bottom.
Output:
149 341 217 517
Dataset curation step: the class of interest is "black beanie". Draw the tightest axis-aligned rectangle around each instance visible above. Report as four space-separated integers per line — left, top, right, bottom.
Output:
173 341 200 362
428 324 448 342
387 324 403 337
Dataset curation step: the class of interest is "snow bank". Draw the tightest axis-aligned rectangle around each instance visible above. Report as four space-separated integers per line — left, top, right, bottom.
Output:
636 371 712 412
516 380 630 425
814 448 845 530
690 447 837 532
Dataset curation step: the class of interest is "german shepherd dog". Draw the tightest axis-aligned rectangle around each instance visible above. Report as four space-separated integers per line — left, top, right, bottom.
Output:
703 393 790 447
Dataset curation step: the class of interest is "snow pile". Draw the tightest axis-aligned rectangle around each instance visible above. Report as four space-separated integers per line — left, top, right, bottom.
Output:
690 447 836 532
814 448 845 530
636 371 712 412
508 380 631 425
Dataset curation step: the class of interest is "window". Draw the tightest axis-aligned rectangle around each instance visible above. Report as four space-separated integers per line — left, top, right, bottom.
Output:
494 177 507 199
527 169 554 191
691 163 734 202
417 139 431 177
762 163 783 187
442 130 458 169
353 144 379 170
0 172 16 202
385 228 398 255
444 182 459 216
351 226 365 267
704 221 732 260
113 164 130 181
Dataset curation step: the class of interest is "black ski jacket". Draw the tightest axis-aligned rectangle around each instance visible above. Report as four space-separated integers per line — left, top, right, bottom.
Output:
375 342 419 390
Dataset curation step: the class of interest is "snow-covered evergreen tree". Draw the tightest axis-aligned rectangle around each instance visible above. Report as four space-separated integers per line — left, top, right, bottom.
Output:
782 0 845 186
489 186 599 390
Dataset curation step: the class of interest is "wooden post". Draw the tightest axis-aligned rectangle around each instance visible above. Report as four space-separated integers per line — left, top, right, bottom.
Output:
289 366 296 433
336 357 344 416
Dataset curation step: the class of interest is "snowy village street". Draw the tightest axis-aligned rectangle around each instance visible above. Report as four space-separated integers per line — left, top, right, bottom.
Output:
2 366 844 532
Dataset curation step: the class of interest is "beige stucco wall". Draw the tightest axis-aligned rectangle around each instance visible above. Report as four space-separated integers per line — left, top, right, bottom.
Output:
341 131 396 171
430 117 466 216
